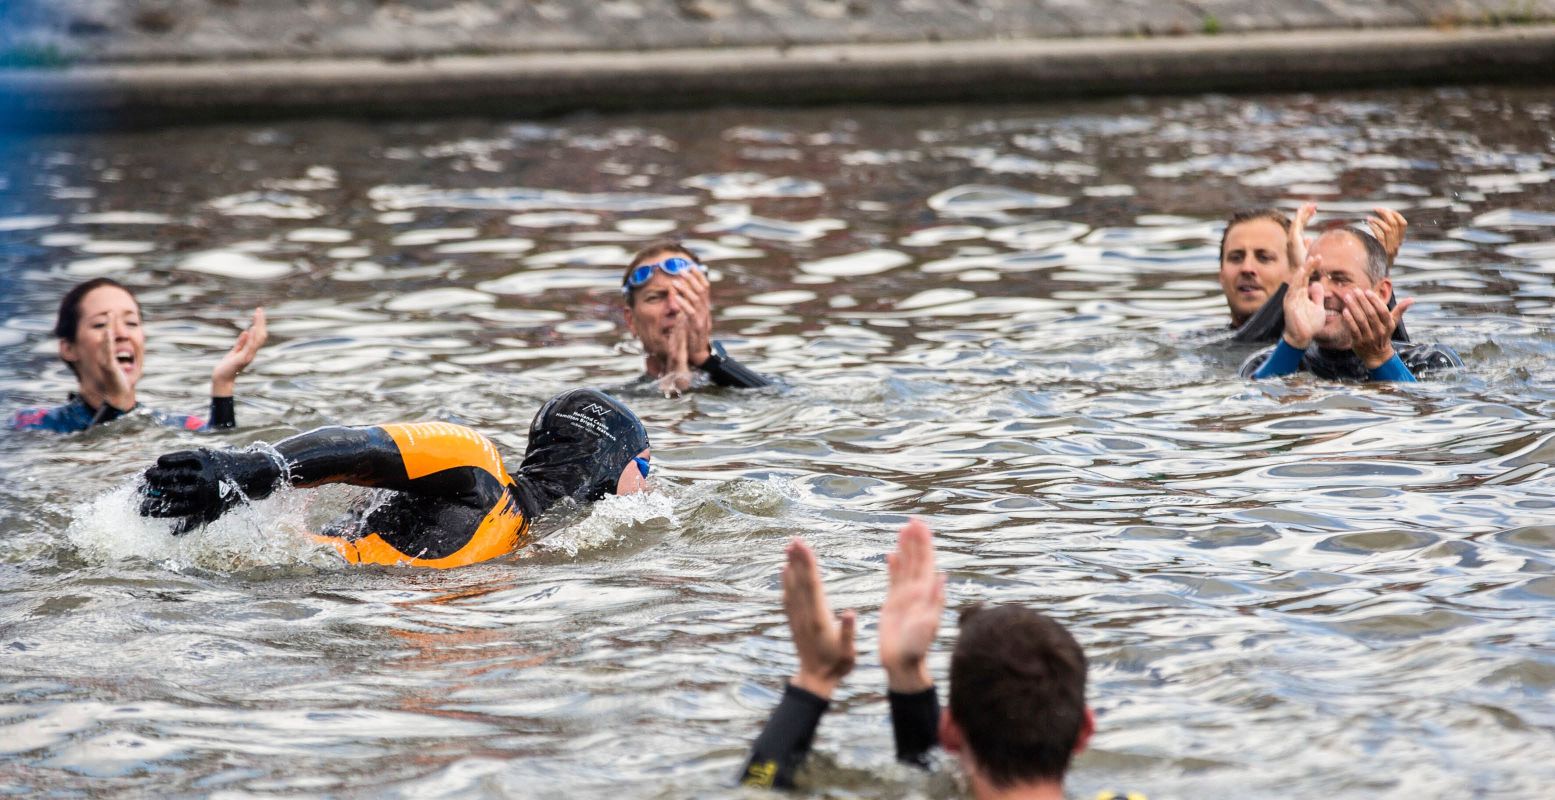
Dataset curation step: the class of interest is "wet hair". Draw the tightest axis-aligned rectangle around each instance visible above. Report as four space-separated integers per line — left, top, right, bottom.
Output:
949 604 1088 788
1323 227 1391 283
1219 208 1294 267
54 278 140 376
509 389 650 519
621 240 700 306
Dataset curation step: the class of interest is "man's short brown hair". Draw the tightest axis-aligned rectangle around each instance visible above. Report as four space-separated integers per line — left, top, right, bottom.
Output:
949 604 1088 788
621 240 700 306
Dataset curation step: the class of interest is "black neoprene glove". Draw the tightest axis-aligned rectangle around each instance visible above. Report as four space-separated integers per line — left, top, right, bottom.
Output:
139 448 283 535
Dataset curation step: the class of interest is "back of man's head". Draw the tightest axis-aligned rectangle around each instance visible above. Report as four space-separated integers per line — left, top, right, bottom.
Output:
949 605 1088 788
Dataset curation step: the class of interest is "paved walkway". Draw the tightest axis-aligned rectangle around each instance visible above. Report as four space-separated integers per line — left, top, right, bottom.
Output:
2 1 1553 128
5 0 1555 63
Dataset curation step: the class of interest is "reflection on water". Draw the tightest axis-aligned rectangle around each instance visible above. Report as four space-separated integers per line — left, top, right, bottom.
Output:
3 86 1555 798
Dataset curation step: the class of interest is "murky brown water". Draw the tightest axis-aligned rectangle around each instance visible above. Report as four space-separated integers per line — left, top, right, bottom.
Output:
3 86 1555 798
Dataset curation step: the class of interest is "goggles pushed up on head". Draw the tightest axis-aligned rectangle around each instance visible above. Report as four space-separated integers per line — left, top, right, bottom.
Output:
621 257 704 296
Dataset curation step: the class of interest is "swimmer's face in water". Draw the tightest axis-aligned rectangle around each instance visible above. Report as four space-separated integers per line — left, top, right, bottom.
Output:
616 448 652 495
59 285 145 393
1219 218 1293 325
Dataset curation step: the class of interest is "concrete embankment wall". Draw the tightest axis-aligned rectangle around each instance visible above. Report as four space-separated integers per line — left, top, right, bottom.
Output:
3 0 1555 128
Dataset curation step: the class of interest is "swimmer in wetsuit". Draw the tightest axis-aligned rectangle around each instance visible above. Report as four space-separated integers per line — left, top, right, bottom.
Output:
138 389 650 568
10 277 268 433
621 241 772 393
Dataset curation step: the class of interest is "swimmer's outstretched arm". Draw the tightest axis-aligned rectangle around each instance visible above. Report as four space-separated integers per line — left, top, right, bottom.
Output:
141 423 499 533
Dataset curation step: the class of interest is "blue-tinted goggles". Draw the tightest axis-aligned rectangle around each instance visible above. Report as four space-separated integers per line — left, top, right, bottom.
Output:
633 456 651 478
622 257 704 295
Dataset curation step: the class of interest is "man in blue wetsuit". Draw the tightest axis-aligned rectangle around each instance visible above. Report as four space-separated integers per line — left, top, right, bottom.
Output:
739 521 1096 800
620 242 771 393
1240 228 1460 381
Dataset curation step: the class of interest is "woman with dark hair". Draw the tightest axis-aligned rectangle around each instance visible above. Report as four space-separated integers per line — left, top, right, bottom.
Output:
9 277 268 433
138 388 651 569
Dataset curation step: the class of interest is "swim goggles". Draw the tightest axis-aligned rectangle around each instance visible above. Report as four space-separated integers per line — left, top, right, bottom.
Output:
633 456 651 478
621 257 704 295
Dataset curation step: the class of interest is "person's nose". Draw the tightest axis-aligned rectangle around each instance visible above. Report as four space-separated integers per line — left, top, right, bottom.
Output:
665 293 681 316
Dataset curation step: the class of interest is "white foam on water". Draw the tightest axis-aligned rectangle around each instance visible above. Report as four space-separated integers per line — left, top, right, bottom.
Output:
0 215 60 231
927 185 1070 215
79 240 154 255
179 250 294 280
207 192 325 220
434 237 535 254
390 227 477 247
799 249 912 277
65 256 136 277
66 484 337 573
69 212 173 225
384 287 495 312
286 227 354 243
533 491 678 558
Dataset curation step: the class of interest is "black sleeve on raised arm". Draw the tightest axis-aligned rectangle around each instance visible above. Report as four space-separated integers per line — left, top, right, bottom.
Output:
207 396 236 429
739 683 830 790
700 340 773 389
889 687 940 769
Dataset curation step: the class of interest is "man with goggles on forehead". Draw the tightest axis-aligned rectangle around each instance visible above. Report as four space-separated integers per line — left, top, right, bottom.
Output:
621 241 772 393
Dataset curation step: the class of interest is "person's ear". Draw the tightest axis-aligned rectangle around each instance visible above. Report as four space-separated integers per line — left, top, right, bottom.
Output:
938 710 963 754
59 338 79 366
1073 706 1096 756
1375 277 1393 300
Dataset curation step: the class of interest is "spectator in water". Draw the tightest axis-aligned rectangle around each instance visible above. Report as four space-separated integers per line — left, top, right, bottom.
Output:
10 277 267 433
620 241 771 394
1240 227 1461 381
740 520 1095 800
1223 204 1408 343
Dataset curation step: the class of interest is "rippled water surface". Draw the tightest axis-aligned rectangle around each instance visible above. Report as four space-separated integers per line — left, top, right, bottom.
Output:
3 86 1555 798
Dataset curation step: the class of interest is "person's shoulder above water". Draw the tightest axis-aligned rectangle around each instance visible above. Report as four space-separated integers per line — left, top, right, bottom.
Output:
9 397 95 434
1239 339 1462 381
10 394 232 434
1397 341 1464 373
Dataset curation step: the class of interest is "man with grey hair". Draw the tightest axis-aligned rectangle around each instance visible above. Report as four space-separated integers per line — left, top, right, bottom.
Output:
1241 227 1461 381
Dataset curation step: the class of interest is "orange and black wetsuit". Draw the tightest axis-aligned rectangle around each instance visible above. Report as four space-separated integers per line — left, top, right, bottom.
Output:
292 423 532 568
139 389 652 569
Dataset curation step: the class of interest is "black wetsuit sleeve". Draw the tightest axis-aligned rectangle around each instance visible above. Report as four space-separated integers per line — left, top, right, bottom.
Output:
208 396 236 429
888 687 940 768
739 683 829 790
699 341 773 389
274 426 421 492
272 425 498 510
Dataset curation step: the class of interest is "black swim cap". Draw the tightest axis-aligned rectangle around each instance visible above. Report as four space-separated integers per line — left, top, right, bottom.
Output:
510 389 650 519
